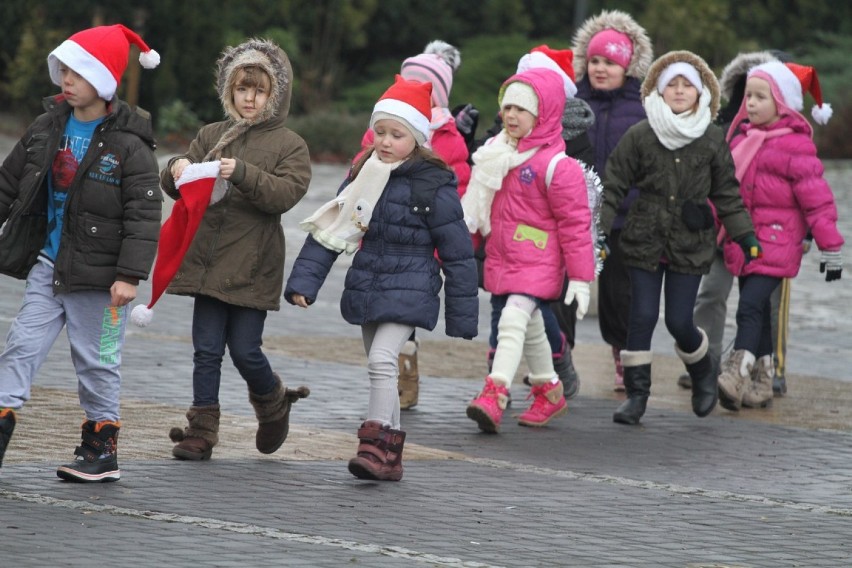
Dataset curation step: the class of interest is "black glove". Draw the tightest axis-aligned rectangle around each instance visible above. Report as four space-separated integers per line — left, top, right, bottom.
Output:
735 233 763 264
819 250 842 282
452 103 479 145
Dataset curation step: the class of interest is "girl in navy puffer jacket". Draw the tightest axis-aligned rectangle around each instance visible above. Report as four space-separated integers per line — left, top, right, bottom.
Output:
285 76 478 481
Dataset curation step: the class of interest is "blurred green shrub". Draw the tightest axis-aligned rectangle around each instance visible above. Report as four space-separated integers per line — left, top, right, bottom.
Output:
287 111 370 163
156 100 203 149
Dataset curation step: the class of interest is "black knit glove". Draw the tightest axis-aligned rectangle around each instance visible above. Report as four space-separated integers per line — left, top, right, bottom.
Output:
452 103 479 147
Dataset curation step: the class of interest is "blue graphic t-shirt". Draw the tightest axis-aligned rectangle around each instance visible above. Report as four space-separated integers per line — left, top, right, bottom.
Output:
42 113 104 261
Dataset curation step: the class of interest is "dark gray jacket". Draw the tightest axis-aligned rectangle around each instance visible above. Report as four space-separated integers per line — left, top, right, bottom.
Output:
0 96 161 291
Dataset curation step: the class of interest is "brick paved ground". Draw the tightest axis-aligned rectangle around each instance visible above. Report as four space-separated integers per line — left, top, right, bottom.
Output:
1 155 851 566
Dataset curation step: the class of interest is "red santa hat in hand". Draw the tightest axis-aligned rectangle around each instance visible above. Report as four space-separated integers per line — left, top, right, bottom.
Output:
131 162 227 327
48 24 160 101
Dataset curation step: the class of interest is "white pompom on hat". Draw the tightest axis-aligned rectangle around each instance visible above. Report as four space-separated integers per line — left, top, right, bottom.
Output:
48 24 160 101
749 61 833 124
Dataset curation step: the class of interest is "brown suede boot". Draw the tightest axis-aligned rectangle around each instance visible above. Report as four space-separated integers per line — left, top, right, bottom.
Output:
248 374 310 454
169 404 220 460
347 421 406 481
398 339 420 410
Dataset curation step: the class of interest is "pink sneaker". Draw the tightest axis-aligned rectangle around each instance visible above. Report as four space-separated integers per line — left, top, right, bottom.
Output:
518 381 567 427
612 346 625 392
466 377 509 433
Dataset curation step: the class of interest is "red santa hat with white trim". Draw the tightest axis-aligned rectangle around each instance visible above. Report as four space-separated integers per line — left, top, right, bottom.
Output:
517 45 578 99
48 24 160 101
131 162 228 327
370 74 433 146
749 61 833 125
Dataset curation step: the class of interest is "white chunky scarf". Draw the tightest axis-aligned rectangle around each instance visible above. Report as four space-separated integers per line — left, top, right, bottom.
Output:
300 152 403 254
461 130 538 236
644 88 712 150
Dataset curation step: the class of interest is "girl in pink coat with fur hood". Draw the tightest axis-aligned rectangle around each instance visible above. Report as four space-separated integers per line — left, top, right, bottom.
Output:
718 61 844 411
462 68 596 434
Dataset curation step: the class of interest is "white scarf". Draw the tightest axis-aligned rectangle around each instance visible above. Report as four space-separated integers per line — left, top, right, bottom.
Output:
461 130 538 236
644 89 712 150
300 152 403 254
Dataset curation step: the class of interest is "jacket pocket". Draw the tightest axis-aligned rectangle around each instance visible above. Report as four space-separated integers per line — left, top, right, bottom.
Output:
81 213 123 266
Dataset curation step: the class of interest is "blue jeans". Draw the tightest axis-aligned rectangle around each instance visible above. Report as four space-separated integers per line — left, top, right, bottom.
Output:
734 274 780 357
489 294 563 355
627 265 702 353
192 295 276 406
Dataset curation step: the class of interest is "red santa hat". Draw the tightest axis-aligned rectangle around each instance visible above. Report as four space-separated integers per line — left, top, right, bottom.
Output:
370 75 433 145
48 24 160 101
131 162 226 327
749 61 833 124
517 45 577 98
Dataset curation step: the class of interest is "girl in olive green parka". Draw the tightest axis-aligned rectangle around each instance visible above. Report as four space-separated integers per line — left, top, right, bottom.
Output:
601 51 757 426
160 39 312 461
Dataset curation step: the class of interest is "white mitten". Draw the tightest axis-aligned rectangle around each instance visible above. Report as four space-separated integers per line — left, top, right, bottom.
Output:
564 280 591 320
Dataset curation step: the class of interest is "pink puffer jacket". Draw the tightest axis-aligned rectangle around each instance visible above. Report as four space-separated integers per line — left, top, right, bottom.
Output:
484 68 596 300
724 114 844 278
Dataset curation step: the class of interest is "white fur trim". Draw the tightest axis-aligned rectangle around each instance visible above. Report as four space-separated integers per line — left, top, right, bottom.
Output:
139 49 160 69
371 99 430 144
517 52 577 98
131 304 153 327
811 102 833 125
175 161 222 190
48 40 117 100
657 62 703 94
751 62 802 111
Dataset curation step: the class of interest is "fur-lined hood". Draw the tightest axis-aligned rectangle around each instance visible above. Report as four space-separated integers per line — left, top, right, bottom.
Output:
718 51 779 102
216 38 292 123
572 10 653 81
642 50 721 119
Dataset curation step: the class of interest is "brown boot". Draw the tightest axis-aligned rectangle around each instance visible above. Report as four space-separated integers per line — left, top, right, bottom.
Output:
398 339 419 410
169 404 220 460
248 374 310 454
347 421 406 481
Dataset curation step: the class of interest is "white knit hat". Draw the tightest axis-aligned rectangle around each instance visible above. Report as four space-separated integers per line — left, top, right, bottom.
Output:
656 62 703 94
501 82 539 116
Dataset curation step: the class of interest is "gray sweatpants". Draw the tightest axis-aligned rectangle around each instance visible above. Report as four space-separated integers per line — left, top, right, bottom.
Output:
0 259 126 422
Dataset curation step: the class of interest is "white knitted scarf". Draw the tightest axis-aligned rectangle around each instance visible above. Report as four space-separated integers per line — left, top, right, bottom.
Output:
644 89 712 150
300 152 403 254
461 130 537 236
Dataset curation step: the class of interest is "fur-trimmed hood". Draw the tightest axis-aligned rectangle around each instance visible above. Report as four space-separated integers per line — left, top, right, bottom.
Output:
572 10 653 81
217 38 292 122
203 38 293 160
719 51 779 102
642 50 721 119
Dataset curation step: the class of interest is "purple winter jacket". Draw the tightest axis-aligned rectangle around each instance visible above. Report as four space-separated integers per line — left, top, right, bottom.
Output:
483 68 596 301
575 75 645 230
724 114 844 278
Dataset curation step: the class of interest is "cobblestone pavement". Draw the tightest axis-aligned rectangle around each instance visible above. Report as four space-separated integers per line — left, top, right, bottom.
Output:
1 146 851 566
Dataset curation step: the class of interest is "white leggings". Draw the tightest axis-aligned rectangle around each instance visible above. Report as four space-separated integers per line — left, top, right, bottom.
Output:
490 294 555 389
361 322 415 429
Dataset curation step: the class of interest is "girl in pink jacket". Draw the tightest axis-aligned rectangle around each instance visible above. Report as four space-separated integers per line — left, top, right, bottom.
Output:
718 61 844 411
462 68 596 433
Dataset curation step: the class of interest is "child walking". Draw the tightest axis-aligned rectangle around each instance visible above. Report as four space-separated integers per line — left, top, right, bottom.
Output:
572 9 654 392
157 39 312 461
717 61 843 410
359 40 470 410
0 25 162 481
285 76 479 481
601 51 757 425
463 68 596 433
